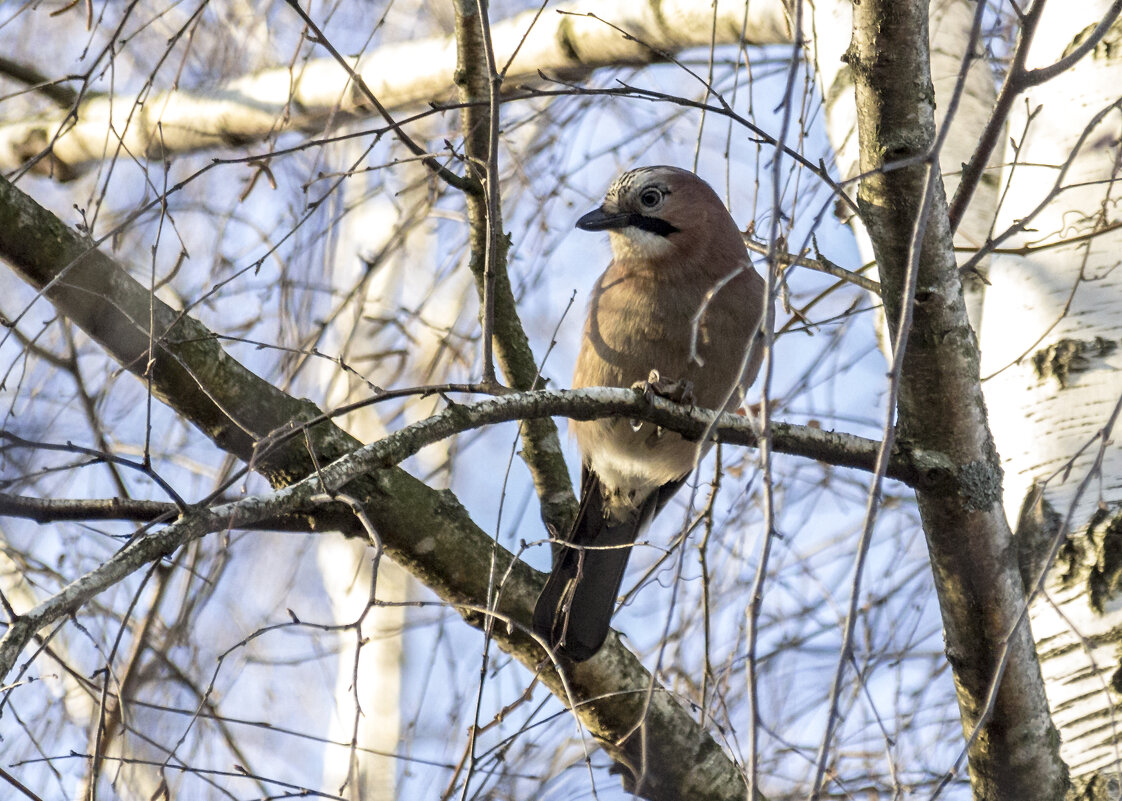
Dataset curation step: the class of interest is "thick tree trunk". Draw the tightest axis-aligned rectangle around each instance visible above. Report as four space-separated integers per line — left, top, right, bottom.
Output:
978 1 1122 782
848 0 1067 797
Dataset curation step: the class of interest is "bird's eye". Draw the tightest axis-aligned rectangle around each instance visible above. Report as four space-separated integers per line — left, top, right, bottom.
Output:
638 187 663 208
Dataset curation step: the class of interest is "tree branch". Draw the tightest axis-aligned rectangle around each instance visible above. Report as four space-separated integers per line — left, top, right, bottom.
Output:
0 492 319 531
0 169 751 801
0 0 792 175
0 55 79 108
453 0 578 534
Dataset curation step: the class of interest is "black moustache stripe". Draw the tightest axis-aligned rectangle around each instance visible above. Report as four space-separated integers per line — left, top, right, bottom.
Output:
627 214 680 237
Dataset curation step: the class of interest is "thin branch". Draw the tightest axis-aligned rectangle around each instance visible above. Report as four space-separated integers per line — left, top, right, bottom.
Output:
948 0 1122 231
0 56 79 108
1023 0 1122 85
471 0 505 385
0 432 187 510
0 492 319 531
810 137 937 801
745 235 879 294
281 0 481 196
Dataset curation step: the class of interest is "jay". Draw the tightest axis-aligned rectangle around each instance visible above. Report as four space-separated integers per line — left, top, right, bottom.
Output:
534 165 767 661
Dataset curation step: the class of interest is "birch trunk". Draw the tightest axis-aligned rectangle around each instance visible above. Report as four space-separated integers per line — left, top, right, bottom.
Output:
978 1 1122 781
315 148 452 800
812 0 999 332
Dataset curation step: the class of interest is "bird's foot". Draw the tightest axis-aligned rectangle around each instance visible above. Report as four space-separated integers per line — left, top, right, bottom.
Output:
630 370 695 433
632 369 695 406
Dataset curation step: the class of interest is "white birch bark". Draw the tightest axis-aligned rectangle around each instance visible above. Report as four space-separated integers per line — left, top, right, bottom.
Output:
0 0 791 175
316 147 479 799
978 0 1122 778
316 160 408 801
316 537 407 801
811 0 998 332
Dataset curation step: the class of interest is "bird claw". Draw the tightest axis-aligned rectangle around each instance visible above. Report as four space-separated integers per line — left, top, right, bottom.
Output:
629 370 695 432
631 369 695 406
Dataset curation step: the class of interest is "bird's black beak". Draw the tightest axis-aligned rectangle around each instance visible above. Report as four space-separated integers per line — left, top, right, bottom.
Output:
576 207 681 237
576 207 630 231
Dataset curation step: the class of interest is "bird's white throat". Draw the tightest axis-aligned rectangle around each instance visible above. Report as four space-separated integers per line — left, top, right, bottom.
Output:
608 227 674 261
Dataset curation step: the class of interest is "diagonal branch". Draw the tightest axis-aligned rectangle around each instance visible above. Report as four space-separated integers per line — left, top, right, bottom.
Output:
0 170 752 801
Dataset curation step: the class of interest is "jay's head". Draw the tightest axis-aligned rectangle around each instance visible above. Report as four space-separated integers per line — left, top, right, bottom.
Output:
575 166 744 264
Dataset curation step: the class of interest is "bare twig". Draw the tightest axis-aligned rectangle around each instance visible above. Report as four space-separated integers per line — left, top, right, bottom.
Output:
948 0 1122 231
282 0 482 197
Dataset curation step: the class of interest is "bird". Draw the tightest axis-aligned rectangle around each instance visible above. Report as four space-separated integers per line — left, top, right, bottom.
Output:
533 165 767 662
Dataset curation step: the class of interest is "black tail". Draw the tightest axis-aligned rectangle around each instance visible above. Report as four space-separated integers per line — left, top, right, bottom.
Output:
533 471 684 661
